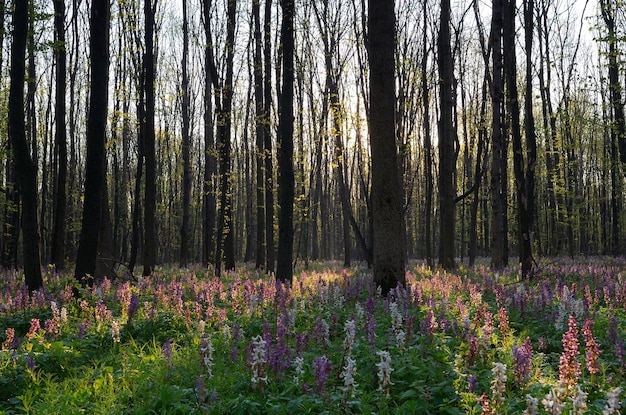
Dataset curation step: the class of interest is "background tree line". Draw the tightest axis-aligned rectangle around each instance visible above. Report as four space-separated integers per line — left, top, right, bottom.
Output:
0 0 624 291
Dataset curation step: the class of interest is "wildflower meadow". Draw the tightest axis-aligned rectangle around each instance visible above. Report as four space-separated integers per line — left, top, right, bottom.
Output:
1 257 625 414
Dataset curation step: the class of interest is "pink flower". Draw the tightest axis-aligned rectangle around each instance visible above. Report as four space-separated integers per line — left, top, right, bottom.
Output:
559 315 581 389
582 319 601 375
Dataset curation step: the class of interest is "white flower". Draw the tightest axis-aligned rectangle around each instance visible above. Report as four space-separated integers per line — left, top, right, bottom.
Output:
542 388 564 415
340 356 358 397
200 334 214 378
343 320 357 354
60 307 68 324
376 350 394 396
292 356 304 385
570 385 588 415
250 335 267 387
491 362 507 401
523 394 539 415
111 320 121 343
603 387 622 415
355 303 364 321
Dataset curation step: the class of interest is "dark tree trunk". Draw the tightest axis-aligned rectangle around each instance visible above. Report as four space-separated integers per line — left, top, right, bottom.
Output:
422 0 433 268
369 0 405 294
51 0 67 270
276 0 295 283
180 0 191 268
253 0 266 269
490 0 508 269
438 0 456 270
600 0 626 170
8 0 43 291
202 0 217 266
74 0 110 286
264 0 275 273
143 0 156 276
214 0 237 275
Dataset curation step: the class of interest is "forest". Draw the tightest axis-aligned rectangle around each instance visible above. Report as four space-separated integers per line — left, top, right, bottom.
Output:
0 0 624 288
1 1 626 413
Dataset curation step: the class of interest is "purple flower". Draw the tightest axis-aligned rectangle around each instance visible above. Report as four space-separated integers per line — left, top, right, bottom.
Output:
127 292 140 322
313 355 332 395
512 337 533 386
468 374 478 393
196 376 208 404
162 338 174 367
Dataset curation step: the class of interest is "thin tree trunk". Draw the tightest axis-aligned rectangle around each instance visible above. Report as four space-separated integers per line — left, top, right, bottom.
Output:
143 0 157 276
74 0 110 286
180 0 191 268
253 0 266 269
8 0 43 291
264 0 275 273
51 0 67 270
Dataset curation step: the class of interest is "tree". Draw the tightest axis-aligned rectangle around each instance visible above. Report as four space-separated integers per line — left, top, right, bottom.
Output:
276 0 295 283
252 0 266 269
180 0 191 268
143 0 157 276
438 0 456 270
369 0 405 294
8 0 43 291
214 0 237 274
490 0 508 269
74 0 110 286
202 0 217 266
51 0 67 270
264 0 275 273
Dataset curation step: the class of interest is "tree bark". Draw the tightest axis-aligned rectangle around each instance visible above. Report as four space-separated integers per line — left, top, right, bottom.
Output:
8 0 43 291
276 0 295 283
264 0 275 273
490 0 508 269
74 0 110 286
253 0 266 269
202 0 217 266
143 0 157 276
369 0 405 294
51 0 67 270
438 0 456 270
180 0 191 268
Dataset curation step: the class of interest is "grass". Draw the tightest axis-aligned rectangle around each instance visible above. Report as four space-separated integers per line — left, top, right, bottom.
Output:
0 257 624 414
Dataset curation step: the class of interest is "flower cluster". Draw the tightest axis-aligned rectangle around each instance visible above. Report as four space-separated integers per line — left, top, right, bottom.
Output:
292 356 304 385
340 356 358 397
313 355 332 395
250 335 267 389
389 302 405 348
559 315 580 390
490 362 507 403
200 333 214 378
111 320 121 343
343 319 356 355
582 319 601 375
512 337 533 386
542 388 565 415
523 394 539 415
603 387 622 415
376 350 394 397
569 385 588 415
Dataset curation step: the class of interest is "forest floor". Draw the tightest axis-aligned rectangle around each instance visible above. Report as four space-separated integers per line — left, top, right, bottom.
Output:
0 257 625 414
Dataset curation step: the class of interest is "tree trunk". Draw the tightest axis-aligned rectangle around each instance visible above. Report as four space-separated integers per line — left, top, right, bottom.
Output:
214 0 237 275
51 0 67 270
180 0 191 268
369 0 405 294
276 0 295 283
74 0 110 286
202 0 217 266
253 0 266 269
264 0 275 273
8 0 43 291
143 0 157 276
490 0 508 269
422 0 433 268
438 0 456 270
